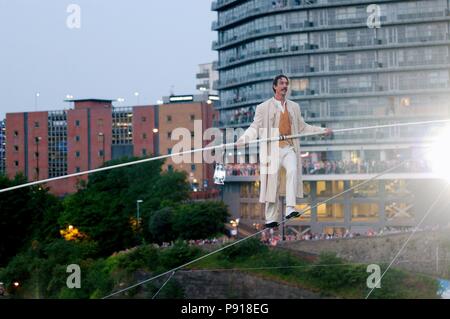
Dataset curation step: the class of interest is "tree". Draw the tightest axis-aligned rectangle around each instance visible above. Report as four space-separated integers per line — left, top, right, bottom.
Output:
59 157 191 256
0 174 62 266
172 201 229 240
147 207 176 244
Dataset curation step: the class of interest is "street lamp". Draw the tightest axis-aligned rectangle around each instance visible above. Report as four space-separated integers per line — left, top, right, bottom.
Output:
136 199 143 225
230 218 240 239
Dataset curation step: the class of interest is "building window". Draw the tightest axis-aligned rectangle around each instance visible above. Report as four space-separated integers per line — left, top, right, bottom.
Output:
191 164 196 172
167 148 172 154
317 203 345 222
97 118 104 126
190 131 195 137
190 114 195 121
316 181 344 197
141 116 146 122
75 151 80 158
142 148 147 156
167 115 172 122
34 152 39 158
167 131 172 139
99 150 104 157
75 135 80 142
76 167 81 173
351 203 379 221
13 130 18 137
168 165 173 172
75 120 80 126
14 145 19 152
14 160 19 166
142 133 147 139
34 121 39 128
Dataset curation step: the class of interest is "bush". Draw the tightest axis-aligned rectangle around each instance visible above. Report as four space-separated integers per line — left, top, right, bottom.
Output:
306 252 367 291
159 241 202 269
219 238 268 261
116 245 159 273
172 201 229 240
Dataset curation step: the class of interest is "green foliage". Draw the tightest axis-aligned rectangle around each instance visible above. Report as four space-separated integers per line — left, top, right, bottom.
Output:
305 252 368 291
172 201 229 240
115 245 160 274
0 239 109 298
0 174 62 266
147 207 176 244
59 157 191 256
159 240 202 269
219 238 268 261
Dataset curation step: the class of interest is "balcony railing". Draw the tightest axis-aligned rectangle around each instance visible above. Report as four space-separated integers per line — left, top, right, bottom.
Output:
224 159 432 178
213 13 450 50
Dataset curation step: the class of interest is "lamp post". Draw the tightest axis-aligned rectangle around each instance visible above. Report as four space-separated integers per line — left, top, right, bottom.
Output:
230 218 240 239
136 199 143 225
136 199 144 244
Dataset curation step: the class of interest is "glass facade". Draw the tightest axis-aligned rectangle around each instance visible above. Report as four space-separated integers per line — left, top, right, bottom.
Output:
112 107 133 145
48 111 68 178
214 0 450 232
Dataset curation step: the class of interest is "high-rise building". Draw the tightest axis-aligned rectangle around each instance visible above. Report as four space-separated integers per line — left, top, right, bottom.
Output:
212 0 450 234
4 97 218 197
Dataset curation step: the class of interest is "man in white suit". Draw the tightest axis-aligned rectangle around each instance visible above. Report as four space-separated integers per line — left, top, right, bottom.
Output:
237 75 332 228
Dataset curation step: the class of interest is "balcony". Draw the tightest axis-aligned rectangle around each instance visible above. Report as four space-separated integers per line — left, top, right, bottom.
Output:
196 72 209 79
211 0 241 11
213 15 450 51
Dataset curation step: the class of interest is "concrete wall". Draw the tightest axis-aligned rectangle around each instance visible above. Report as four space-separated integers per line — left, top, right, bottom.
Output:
278 230 450 278
155 270 323 299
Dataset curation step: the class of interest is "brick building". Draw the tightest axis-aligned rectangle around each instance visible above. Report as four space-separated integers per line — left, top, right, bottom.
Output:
4 95 218 197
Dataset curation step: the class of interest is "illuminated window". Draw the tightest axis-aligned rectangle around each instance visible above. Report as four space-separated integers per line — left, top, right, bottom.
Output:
317 203 344 221
351 203 379 221
351 180 378 197
316 181 344 196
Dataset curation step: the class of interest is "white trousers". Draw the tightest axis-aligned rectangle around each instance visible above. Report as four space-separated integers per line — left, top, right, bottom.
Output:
265 146 297 223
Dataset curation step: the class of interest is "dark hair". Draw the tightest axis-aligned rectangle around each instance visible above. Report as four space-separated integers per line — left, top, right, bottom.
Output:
272 74 289 93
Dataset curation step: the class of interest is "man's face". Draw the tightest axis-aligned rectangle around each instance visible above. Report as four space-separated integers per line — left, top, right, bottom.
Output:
274 77 289 97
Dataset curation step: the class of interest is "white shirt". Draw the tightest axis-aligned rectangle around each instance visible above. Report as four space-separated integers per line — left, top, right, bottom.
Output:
273 97 286 113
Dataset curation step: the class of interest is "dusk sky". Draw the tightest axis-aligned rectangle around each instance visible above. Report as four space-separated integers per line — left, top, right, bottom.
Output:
0 0 217 118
